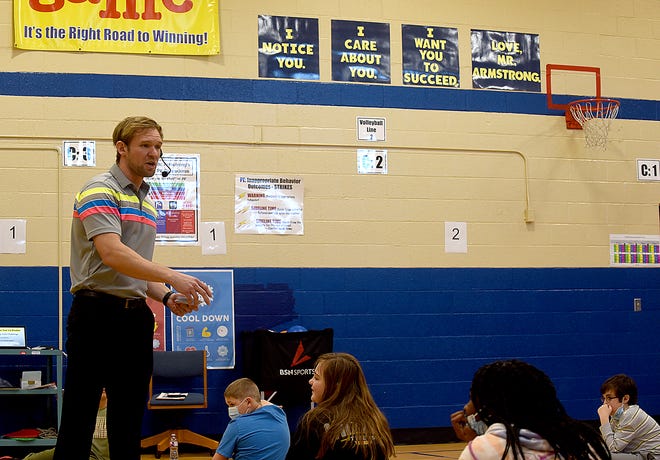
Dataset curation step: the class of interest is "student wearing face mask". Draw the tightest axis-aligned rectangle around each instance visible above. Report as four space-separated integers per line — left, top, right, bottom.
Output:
213 378 290 460
598 374 660 460
450 400 488 442
459 360 610 460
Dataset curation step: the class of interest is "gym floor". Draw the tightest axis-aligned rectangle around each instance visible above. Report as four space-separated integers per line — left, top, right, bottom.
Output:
395 442 466 459
139 442 468 459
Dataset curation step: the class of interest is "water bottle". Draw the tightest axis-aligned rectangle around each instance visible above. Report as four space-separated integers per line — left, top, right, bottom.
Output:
169 432 179 460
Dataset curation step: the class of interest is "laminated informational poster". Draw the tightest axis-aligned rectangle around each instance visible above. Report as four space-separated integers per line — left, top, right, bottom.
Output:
235 175 304 235
331 19 390 84
401 24 459 88
258 15 320 80
471 29 541 91
147 154 200 244
170 269 235 369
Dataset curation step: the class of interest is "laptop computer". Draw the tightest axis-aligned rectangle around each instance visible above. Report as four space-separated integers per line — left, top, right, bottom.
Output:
0 326 27 348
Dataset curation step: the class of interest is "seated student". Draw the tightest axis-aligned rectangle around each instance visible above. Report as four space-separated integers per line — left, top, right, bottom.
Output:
451 399 487 442
286 352 395 460
459 359 610 460
214 378 289 460
598 374 660 460
23 390 109 460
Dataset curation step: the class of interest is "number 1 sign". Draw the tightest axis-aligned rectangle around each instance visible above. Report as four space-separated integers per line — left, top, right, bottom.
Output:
201 222 227 255
0 219 26 254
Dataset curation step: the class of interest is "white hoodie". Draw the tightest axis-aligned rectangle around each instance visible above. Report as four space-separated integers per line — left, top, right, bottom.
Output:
459 423 556 460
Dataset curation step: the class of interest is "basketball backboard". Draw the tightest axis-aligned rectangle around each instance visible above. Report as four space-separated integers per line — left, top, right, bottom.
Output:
546 64 601 129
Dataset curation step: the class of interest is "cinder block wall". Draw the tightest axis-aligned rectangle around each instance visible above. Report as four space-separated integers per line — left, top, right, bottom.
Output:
0 0 658 441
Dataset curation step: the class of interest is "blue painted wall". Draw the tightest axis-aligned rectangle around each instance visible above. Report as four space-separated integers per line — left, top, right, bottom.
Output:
1 266 658 439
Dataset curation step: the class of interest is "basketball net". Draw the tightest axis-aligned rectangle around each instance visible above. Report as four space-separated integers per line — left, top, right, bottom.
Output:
568 98 620 149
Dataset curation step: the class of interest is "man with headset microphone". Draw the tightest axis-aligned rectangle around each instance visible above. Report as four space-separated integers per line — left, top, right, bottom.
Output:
160 149 172 177
54 116 213 460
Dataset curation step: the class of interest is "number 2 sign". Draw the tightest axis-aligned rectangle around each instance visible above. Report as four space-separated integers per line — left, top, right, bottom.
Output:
357 149 388 174
445 221 467 253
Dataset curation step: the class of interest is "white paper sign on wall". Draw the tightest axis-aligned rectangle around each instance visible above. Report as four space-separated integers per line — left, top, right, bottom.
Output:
637 159 660 182
63 140 96 167
357 149 388 174
356 117 386 141
0 219 26 254
445 221 467 253
201 222 227 255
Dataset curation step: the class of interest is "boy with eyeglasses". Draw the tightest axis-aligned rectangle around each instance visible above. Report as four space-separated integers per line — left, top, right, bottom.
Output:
598 374 660 460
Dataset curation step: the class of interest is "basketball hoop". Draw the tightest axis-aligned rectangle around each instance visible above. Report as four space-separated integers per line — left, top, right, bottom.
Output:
567 98 620 149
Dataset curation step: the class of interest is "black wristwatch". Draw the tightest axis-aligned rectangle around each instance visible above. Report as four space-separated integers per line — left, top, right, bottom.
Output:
162 291 175 306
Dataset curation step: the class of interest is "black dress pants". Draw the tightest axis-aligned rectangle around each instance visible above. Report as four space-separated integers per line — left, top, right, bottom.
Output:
54 292 154 460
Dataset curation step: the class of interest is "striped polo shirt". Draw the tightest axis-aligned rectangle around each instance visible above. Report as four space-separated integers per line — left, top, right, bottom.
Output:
70 164 157 298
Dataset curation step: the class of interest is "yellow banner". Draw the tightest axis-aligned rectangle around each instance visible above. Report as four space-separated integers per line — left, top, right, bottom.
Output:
14 0 220 55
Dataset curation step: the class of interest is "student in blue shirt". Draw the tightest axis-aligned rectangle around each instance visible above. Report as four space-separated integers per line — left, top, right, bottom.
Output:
214 378 290 460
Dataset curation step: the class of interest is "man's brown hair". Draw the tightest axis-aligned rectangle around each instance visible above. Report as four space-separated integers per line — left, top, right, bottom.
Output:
112 116 163 163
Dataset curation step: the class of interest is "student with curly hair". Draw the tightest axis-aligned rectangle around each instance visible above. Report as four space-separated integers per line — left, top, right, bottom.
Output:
286 352 395 460
598 374 660 460
459 359 610 460
451 399 486 442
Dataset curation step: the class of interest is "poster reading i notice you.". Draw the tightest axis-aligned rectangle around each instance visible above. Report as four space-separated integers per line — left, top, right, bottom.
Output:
258 15 320 80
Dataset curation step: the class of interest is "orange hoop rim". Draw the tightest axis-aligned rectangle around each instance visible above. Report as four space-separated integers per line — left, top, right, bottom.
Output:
566 97 620 131
568 98 620 115
566 98 620 148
